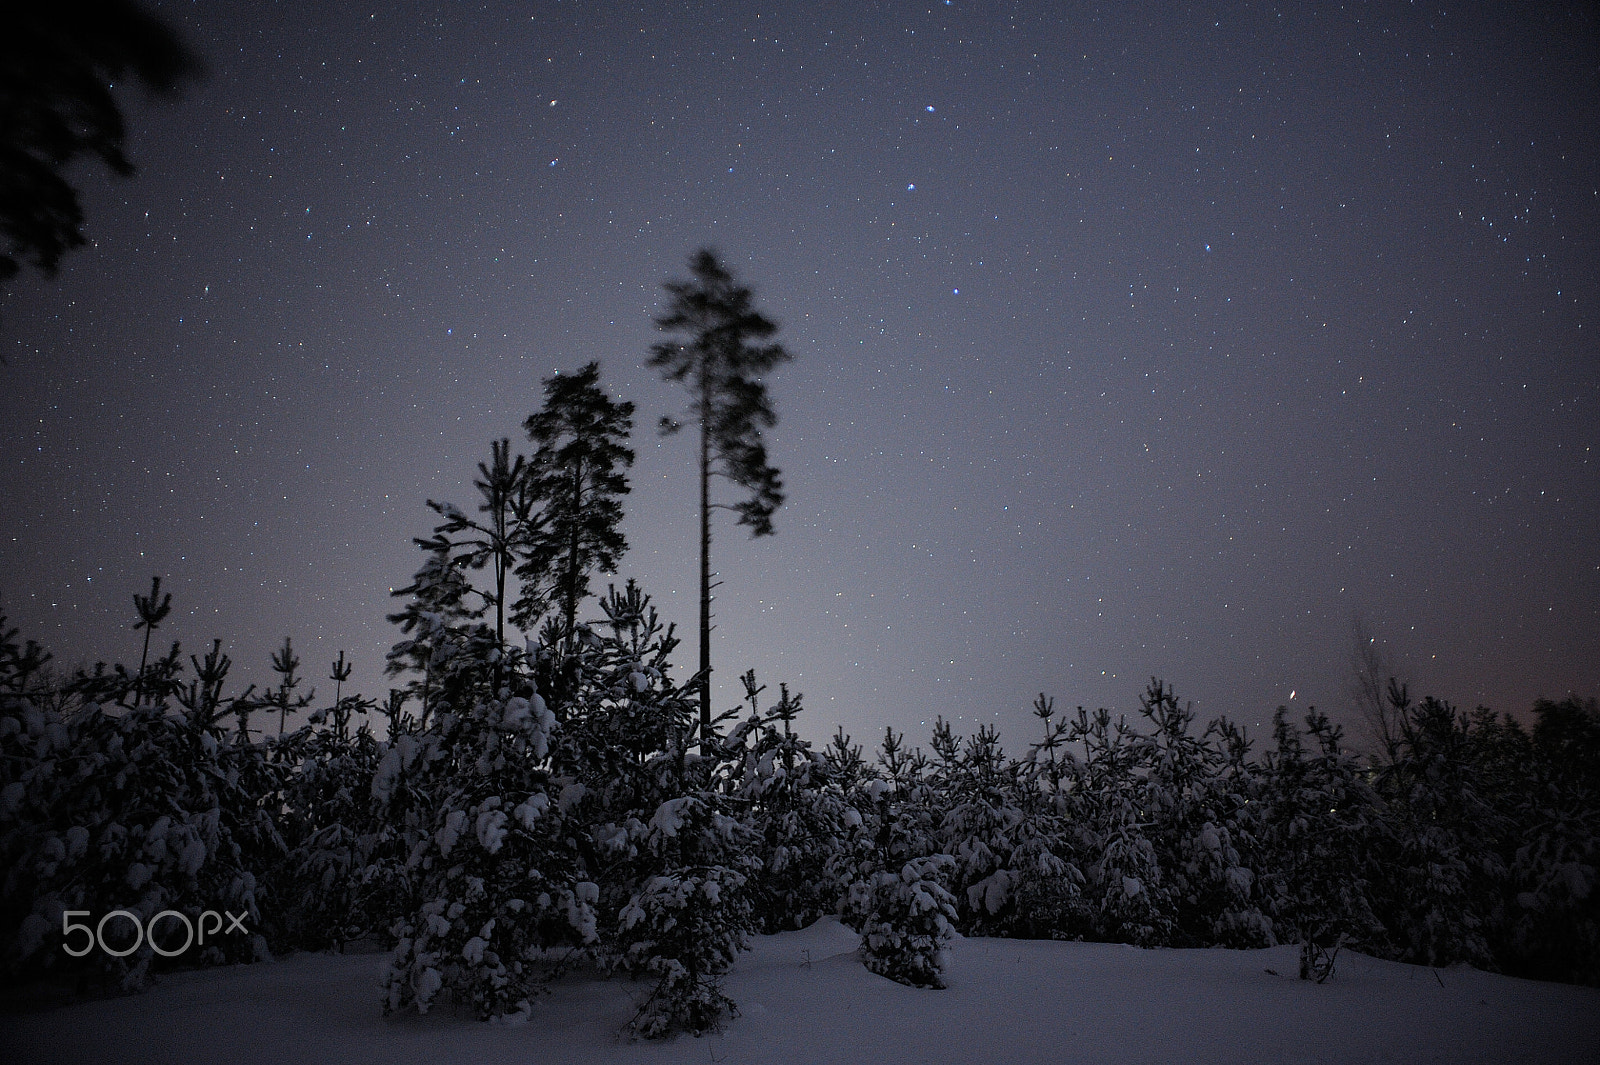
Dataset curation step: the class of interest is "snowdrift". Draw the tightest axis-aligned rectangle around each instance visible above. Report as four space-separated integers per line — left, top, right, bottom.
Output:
4 917 1596 1065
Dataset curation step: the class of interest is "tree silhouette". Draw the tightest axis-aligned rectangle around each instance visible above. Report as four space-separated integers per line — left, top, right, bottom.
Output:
1 1 201 298
410 439 537 652
265 635 314 738
131 574 172 706
515 361 635 641
649 249 792 737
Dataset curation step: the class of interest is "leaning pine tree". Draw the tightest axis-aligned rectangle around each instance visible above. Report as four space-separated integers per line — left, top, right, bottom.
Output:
648 249 792 738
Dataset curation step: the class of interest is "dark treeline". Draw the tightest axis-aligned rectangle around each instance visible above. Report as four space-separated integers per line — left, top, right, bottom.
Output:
2 597 1596 1033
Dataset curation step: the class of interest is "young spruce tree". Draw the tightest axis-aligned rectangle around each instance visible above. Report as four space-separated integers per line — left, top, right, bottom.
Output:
649 249 792 737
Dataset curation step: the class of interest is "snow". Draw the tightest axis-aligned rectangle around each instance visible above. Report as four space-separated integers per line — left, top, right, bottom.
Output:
5 918 1595 1065
434 809 468 857
371 735 422 804
647 796 696 838
863 779 894 801
0 780 24 818
512 794 548 831
475 809 508 854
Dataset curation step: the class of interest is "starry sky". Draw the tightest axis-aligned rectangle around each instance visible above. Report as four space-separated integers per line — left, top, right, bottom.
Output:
2 0 1596 752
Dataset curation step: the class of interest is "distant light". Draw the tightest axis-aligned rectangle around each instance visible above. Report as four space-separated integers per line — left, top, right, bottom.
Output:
925 105 936 112
1205 243 1211 252
952 288 960 295
907 183 916 191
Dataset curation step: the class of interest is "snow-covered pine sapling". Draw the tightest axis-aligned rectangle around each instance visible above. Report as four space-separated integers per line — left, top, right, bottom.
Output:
0 614 51 704
876 726 928 794
529 584 760 1036
1025 693 1075 800
233 687 256 746
824 726 868 791
1114 679 1265 949
385 435 541 708
404 440 538 696
377 675 569 1020
836 728 962 984
1368 686 1502 970
1258 707 1382 983
386 535 489 729
62 581 187 712
381 688 412 743
845 854 960 989
928 720 1079 939
469 438 537 657
724 673 858 932
613 794 758 1037
269 657 388 952
861 727 937 879
3 634 283 989
1052 702 1168 945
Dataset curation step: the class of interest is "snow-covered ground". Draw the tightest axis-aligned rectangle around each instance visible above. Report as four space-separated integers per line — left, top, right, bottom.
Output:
4 918 1596 1065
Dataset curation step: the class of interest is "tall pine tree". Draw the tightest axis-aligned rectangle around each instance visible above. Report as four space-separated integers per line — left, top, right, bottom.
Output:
648 249 792 737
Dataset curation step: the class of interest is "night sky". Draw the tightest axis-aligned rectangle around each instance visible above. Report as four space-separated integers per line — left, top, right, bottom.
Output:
3 1 1596 752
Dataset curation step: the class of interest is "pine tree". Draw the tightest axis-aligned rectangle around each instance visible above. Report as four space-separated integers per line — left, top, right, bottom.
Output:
387 538 481 676
722 672 858 933
560 583 756 1034
435 439 537 655
1054 703 1168 945
264 637 314 739
131 576 172 707
375 661 568 1020
175 640 238 730
1 609 283 991
648 249 792 737
0 2 200 298
1506 697 1600 985
514 362 635 643
386 500 495 723
1257 707 1382 981
843 854 960 989
268 662 385 953
327 650 355 740
1130 680 1265 949
924 719 1078 939
1367 684 1505 970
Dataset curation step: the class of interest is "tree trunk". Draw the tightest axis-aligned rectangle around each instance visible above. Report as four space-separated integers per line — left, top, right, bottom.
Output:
135 624 153 707
699 406 713 740
565 459 583 639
